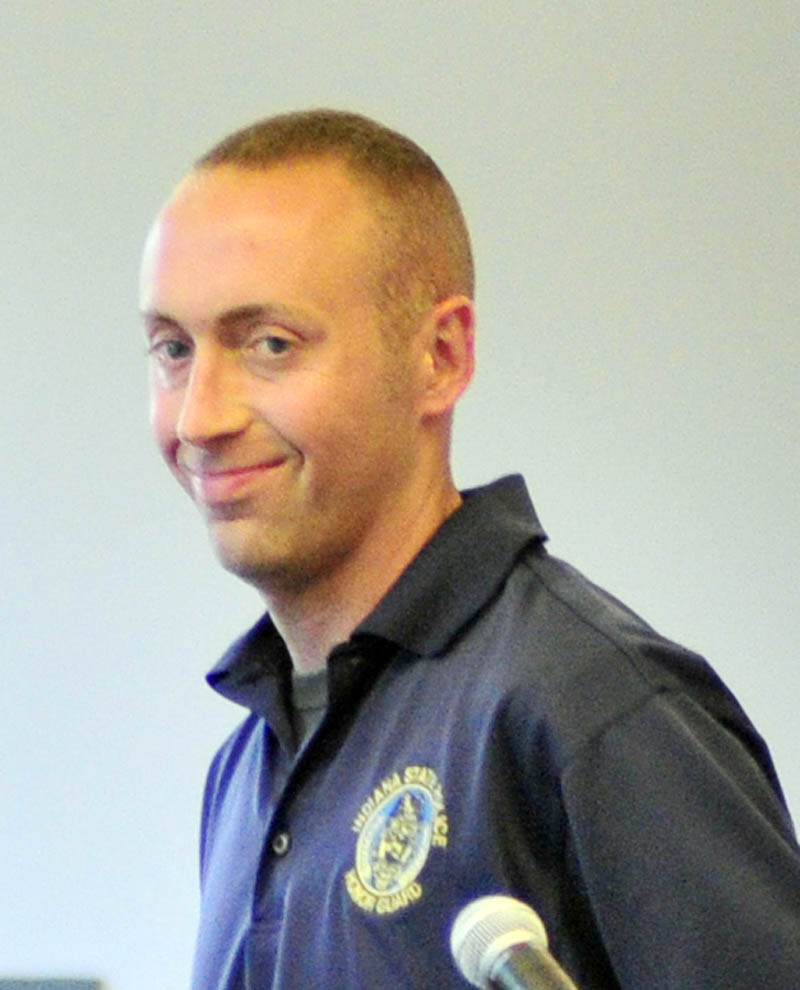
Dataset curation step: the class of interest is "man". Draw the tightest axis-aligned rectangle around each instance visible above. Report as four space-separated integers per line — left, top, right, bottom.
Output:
140 110 800 988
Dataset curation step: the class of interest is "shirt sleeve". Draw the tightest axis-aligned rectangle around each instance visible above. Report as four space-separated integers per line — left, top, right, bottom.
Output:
561 689 800 988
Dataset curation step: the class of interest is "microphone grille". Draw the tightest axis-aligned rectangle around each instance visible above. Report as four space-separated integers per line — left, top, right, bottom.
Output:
450 894 549 988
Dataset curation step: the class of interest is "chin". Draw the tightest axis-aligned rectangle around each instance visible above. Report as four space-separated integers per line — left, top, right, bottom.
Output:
210 526 302 595
215 539 276 584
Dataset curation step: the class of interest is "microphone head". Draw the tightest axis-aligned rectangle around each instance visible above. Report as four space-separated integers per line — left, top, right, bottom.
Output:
450 894 549 988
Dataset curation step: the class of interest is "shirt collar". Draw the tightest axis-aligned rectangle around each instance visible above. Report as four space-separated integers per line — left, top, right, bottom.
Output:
206 610 291 722
353 474 546 655
207 474 546 707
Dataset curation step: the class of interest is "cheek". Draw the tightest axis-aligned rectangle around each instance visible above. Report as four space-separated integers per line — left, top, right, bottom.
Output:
254 374 342 449
149 388 182 468
266 392 366 488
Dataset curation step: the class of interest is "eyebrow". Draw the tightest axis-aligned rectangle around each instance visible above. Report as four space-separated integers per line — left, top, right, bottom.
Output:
217 303 292 331
141 301 322 339
141 310 181 340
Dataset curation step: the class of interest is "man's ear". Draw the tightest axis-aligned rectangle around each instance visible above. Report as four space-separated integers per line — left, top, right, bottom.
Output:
416 295 475 418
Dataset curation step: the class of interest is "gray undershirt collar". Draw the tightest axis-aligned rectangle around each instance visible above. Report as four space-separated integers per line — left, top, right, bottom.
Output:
290 667 328 752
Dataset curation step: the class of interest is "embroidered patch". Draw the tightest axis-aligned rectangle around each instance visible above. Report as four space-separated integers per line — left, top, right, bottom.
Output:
345 765 449 914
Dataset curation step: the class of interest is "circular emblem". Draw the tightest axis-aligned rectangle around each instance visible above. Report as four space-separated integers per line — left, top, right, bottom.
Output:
355 784 435 896
345 766 449 914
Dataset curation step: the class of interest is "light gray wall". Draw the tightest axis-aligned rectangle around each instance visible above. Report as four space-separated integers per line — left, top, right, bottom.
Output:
3 4 797 987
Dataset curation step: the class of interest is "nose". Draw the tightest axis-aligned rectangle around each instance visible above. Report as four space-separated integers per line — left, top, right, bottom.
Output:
177 345 250 447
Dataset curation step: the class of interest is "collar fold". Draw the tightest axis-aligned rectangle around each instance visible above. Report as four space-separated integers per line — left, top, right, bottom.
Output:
207 474 546 702
355 474 545 655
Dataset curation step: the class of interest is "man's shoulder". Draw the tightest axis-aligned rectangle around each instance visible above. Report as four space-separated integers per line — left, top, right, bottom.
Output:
506 540 702 684
471 540 773 782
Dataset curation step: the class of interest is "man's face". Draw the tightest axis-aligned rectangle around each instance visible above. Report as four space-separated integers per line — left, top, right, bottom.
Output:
140 159 424 593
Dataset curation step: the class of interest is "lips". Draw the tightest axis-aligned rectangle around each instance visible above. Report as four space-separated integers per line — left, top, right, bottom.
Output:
184 458 287 505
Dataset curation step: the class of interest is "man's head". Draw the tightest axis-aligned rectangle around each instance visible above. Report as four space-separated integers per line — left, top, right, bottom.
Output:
140 110 475 598
194 109 474 344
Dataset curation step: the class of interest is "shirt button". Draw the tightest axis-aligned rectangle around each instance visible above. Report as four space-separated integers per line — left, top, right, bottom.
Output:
271 830 291 856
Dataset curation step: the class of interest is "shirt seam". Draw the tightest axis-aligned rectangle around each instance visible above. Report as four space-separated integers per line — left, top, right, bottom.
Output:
520 553 680 774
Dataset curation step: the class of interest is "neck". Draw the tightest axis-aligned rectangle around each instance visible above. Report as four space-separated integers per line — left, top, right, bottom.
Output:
261 477 462 673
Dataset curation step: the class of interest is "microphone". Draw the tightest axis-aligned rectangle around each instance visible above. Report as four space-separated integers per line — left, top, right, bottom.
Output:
450 894 579 990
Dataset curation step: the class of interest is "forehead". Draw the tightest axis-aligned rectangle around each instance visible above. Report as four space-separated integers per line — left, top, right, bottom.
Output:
139 159 382 317
171 157 375 229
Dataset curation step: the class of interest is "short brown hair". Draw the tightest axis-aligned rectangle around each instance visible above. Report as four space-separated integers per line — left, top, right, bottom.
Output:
196 109 474 338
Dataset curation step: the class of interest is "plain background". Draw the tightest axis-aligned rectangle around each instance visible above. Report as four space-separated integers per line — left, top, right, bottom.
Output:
2 3 797 987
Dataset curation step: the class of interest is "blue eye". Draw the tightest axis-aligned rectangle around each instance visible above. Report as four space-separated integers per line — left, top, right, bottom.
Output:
149 337 191 362
259 335 291 355
164 339 192 360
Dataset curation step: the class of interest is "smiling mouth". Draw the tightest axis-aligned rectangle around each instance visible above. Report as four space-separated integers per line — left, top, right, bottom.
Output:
187 458 287 505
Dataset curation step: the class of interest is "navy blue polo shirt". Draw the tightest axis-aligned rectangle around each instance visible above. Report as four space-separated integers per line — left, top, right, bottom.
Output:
192 476 800 989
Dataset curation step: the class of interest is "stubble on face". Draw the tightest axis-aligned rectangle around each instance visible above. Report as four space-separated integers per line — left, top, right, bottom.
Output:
142 160 429 601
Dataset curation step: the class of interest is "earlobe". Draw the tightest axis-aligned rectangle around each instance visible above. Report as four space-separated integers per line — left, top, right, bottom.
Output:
418 295 475 417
